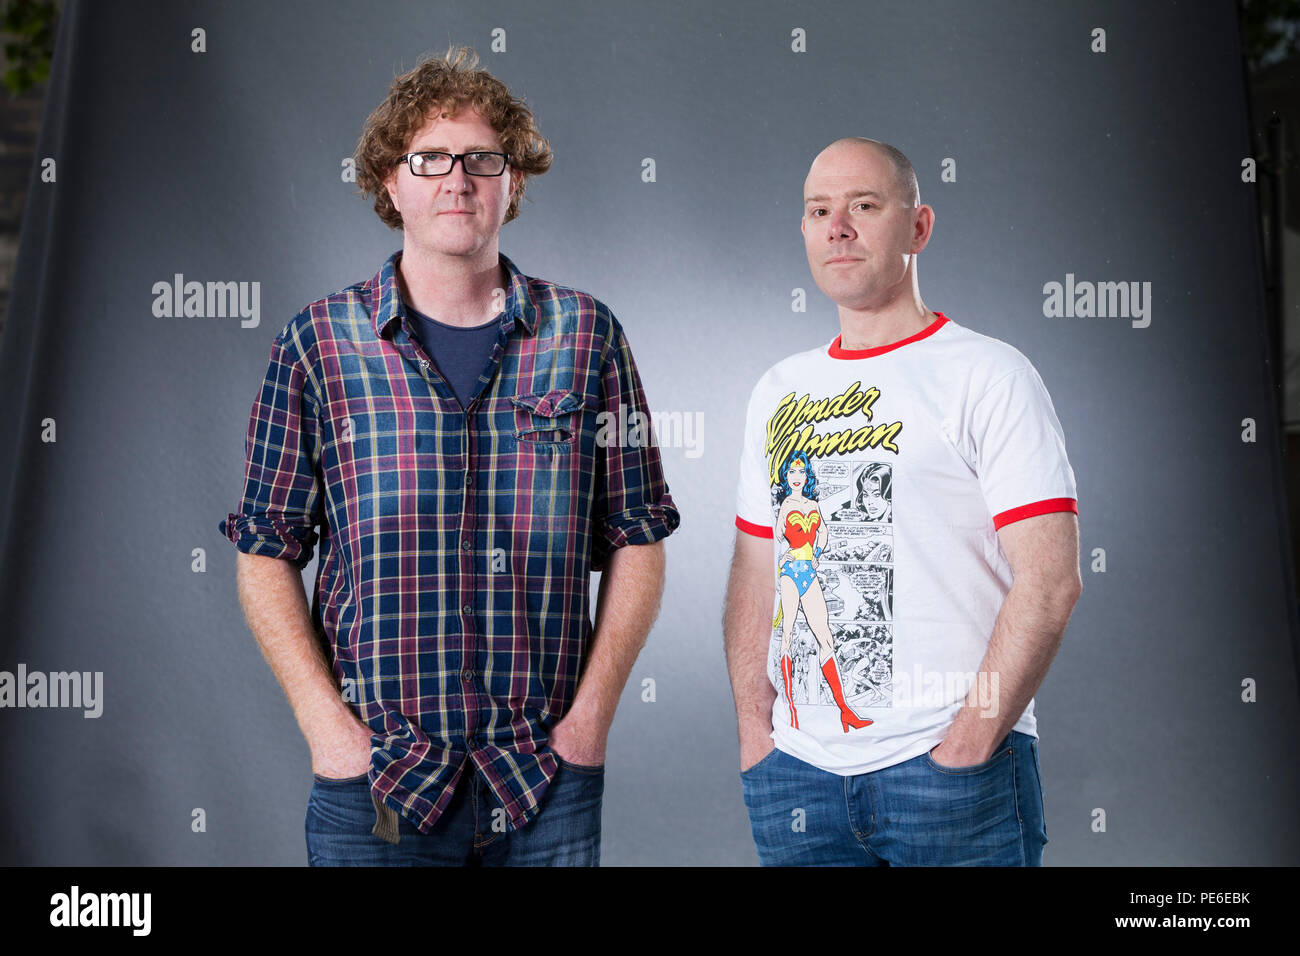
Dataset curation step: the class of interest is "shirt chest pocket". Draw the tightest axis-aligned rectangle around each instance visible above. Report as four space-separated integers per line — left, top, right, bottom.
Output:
510 388 591 446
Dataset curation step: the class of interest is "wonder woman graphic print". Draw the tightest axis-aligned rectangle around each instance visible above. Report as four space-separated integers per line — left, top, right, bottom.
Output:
733 314 1078 775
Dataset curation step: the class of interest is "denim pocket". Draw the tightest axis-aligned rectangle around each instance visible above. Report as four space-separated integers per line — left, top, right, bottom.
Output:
312 771 371 785
556 755 605 775
739 744 782 779
922 732 1014 775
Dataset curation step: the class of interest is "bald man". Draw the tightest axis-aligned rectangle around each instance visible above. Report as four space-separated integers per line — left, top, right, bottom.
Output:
722 138 1081 866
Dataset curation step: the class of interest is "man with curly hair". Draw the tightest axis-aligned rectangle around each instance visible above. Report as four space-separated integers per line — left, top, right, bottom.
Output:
220 47 679 866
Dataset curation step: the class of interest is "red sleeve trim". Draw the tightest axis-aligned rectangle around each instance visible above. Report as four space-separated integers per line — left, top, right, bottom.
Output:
992 497 1078 531
735 515 773 538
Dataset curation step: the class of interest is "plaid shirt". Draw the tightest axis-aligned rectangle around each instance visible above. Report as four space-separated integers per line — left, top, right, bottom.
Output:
219 250 679 833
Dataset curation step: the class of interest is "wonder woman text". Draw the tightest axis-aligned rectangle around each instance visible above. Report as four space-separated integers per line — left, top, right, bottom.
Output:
765 382 902 483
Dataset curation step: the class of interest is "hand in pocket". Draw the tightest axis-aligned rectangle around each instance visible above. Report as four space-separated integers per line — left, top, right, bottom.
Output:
311 719 374 780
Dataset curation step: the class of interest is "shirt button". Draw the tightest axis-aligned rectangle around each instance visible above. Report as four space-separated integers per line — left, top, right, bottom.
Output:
461 539 472 551
462 604 473 615
465 473 473 486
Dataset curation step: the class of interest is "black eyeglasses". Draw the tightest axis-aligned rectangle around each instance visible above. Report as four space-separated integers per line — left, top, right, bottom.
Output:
396 151 510 177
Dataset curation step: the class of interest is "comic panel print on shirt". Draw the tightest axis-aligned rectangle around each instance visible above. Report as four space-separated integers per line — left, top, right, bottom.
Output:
765 381 901 734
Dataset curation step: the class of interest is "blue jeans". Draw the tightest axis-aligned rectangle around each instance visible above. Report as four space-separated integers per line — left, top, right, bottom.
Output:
305 756 604 866
741 731 1047 866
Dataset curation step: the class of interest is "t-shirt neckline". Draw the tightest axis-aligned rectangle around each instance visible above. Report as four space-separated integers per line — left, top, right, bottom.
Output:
827 311 950 359
405 299 500 332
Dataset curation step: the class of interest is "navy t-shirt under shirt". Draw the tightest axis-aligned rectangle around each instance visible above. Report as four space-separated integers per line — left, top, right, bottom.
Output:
403 301 502 407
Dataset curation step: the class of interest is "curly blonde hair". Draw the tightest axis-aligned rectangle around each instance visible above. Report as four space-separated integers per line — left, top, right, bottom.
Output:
355 46 553 229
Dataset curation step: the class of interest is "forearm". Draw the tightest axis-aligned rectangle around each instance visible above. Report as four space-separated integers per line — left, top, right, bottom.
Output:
234 551 365 748
562 540 666 739
723 548 777 749
941 574 1080 761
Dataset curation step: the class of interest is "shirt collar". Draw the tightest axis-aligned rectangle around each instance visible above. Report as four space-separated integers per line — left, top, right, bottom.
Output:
826 311 949 359
370 248 537 340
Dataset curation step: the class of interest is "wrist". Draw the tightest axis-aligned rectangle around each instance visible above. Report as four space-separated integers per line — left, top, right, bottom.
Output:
562 685 618 729
306 703 369 748
935 721 1002 763
738 714 774 743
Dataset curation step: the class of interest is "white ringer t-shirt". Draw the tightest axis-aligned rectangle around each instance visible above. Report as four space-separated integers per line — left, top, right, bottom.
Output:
733 311 1078 776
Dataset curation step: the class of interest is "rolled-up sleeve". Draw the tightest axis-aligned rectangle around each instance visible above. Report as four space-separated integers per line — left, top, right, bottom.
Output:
590 318 680 572
218 322 324 570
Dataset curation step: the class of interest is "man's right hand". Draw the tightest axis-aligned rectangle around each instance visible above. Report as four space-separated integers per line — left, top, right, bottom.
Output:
724 530 780 774
310 718 375 779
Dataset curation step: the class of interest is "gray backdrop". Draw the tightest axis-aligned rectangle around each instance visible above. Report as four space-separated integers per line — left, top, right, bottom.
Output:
1 0 1296 865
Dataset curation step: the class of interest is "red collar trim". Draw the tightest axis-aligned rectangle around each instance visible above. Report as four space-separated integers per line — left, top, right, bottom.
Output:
828 311 949 359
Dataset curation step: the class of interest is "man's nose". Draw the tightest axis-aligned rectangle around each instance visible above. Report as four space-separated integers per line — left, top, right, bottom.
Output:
442 158 473 190
826 214 854 239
